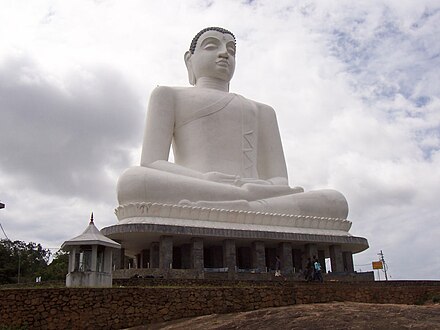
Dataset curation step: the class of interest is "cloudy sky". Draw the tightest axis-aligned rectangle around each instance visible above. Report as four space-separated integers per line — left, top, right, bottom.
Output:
1 0 439 280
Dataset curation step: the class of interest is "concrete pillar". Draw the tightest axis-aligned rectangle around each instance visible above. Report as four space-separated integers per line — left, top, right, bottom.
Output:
222 239 236 274
251 241 266 271
159 236 173 269
191 238 204 270
329 245 344 272
149 242 159 268
343 251 354 272
318 250 326 273
278 242 293 274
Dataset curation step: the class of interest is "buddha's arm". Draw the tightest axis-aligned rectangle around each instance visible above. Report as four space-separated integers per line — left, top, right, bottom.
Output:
256 104 289 186
141 86 175 166
148 160 238 184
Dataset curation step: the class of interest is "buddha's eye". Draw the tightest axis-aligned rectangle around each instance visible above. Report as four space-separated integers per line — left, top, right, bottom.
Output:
203 43 218 50
227 47 236 56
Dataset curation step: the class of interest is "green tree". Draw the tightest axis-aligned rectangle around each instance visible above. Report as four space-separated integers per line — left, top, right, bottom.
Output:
41 249 68 281
0 239 51 284
0 240 16 284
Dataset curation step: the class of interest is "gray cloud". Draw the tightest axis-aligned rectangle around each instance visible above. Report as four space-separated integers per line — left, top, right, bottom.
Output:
0 55 144 202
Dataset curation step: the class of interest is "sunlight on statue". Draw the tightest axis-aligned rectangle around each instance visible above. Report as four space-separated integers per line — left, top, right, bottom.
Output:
117 27 348 219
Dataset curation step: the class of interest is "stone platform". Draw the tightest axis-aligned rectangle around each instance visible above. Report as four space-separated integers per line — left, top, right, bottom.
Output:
115 202 353 232
102 202 369 277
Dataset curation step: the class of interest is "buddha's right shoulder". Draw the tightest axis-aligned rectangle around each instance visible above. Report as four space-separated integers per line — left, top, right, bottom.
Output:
150 86 191 98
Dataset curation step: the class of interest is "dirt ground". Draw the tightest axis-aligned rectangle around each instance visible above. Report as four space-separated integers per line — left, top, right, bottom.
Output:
133 302 440 330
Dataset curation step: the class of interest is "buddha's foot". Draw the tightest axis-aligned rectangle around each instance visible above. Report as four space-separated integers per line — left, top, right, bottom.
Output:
178 199 251 210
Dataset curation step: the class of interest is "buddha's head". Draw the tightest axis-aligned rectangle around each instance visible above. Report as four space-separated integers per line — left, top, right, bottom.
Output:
185 27 236 86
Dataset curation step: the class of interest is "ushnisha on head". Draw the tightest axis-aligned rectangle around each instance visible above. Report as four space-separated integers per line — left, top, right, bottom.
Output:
184 27 237 88
189 27 236 54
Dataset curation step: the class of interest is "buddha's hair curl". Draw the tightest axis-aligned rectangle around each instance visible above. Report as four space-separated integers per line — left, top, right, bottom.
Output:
189 27 236 54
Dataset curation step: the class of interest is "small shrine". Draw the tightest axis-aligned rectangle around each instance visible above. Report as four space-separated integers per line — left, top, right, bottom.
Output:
62 213 120 287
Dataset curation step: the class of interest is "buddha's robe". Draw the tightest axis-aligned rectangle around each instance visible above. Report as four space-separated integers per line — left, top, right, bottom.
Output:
117 86 349 219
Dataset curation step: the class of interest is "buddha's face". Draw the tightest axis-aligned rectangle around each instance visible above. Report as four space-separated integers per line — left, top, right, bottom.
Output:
185 30 236 85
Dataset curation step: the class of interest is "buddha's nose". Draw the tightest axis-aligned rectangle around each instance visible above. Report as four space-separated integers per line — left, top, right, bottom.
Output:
218 46 229 58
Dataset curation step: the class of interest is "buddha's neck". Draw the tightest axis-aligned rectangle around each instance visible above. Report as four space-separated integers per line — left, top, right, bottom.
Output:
195 77 229 92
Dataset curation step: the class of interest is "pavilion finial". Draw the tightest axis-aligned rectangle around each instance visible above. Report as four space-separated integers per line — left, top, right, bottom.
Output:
90 212 94 224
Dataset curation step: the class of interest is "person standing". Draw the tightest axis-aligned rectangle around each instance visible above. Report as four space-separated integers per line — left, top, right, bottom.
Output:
313 257 323 283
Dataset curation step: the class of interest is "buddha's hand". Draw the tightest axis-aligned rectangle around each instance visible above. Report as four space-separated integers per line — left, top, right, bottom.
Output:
203 172 240 184
236 177 289 186
235 178 273 186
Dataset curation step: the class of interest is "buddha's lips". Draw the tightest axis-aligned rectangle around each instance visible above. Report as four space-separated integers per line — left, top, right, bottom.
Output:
216 59 229 66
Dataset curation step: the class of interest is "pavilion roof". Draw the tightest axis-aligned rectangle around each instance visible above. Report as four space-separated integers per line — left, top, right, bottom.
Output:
62 213 121 249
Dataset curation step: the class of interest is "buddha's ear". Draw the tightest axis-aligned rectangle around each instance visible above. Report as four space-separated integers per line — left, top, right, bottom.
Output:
184 51 196 85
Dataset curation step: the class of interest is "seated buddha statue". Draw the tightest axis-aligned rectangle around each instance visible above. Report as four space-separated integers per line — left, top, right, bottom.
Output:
117 27 348 219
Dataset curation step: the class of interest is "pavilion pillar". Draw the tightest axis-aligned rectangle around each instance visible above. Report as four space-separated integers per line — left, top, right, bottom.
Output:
149 242 159 268
251 241 266 272
159 236 173 269
278 242 293 274
343 251 354 272
329 245 344 272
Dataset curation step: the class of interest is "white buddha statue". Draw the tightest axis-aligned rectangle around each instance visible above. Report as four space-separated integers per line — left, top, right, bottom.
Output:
117 27 348 219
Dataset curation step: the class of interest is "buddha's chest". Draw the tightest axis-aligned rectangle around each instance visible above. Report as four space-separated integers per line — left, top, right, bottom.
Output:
174 94 257 140
173 93 259 177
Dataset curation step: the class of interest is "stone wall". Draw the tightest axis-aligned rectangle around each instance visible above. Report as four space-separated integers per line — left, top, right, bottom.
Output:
294 281 440 304
1 281 439 330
